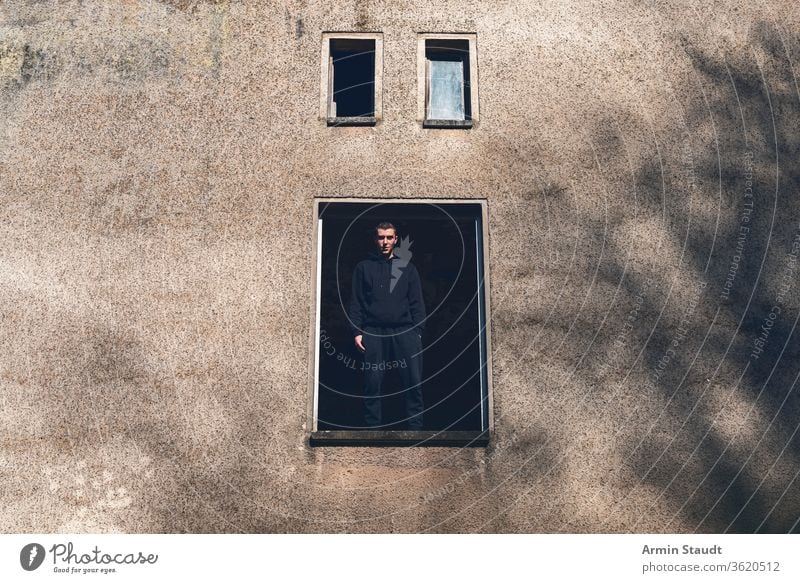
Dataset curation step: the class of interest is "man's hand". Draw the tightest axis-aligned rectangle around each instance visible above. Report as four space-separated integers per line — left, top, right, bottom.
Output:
355 335 365 353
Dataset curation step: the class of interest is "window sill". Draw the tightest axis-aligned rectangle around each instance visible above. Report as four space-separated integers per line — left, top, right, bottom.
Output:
327 116 377 127
423 119 473 129
309 430 489 447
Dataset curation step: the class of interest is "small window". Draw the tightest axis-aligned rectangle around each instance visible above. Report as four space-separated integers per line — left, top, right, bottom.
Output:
418 34 478 128
320 33 383 126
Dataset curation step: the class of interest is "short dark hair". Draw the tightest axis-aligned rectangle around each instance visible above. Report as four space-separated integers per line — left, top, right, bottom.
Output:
374 221 397 237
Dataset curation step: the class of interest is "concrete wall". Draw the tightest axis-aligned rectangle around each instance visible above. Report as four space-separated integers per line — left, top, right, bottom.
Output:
2 0 799 532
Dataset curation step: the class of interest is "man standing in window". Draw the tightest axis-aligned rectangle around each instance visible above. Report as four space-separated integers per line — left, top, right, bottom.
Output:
349 222 426 430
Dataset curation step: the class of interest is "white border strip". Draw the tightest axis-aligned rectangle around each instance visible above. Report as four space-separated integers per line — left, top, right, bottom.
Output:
312 217 323 432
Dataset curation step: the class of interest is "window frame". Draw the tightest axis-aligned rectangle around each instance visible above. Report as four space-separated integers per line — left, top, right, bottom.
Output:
417 33 479 129
306 198 494 447
320 32 384 127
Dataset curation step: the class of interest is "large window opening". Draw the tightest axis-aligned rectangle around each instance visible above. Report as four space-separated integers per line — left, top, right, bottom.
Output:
310 200 492 446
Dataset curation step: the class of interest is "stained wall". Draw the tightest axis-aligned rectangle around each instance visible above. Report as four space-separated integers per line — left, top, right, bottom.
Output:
1 0 799 532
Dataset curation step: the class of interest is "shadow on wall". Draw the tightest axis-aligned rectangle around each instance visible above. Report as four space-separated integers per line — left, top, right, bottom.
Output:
573 22 800 533
20 315 293 533
6 10 800 533
482 19 799 534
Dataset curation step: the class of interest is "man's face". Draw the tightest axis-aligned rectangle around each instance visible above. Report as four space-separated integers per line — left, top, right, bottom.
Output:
375 228 397 258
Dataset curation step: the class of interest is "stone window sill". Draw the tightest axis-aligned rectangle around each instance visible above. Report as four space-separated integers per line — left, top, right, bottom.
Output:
423 119 473 129
309 430 489 447
327 116 377 127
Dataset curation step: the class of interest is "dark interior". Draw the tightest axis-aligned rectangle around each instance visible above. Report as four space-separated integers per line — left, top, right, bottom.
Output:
316 202 488 431
330 39 375 117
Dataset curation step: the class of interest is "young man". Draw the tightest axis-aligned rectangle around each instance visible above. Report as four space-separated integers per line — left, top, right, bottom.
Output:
349 222 426 430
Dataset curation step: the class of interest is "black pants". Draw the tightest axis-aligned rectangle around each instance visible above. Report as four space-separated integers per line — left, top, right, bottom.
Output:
362 325 424 429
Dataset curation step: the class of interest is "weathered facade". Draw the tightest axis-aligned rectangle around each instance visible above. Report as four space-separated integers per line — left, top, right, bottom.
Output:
2 0 799 532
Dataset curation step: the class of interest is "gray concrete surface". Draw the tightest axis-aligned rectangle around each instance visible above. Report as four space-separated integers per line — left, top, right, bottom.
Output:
1 0 799 532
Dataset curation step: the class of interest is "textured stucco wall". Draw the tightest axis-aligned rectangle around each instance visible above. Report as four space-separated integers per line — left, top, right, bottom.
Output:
2 0 800 532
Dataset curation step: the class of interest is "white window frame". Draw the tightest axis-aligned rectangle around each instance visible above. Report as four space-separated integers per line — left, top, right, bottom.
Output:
306 198 494 447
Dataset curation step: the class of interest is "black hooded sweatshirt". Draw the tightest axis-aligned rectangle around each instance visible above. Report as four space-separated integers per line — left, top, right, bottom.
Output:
349 252 426 335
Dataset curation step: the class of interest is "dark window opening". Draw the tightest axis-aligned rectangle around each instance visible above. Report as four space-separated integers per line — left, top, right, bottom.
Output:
328 38 375 121
313 202 490 445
